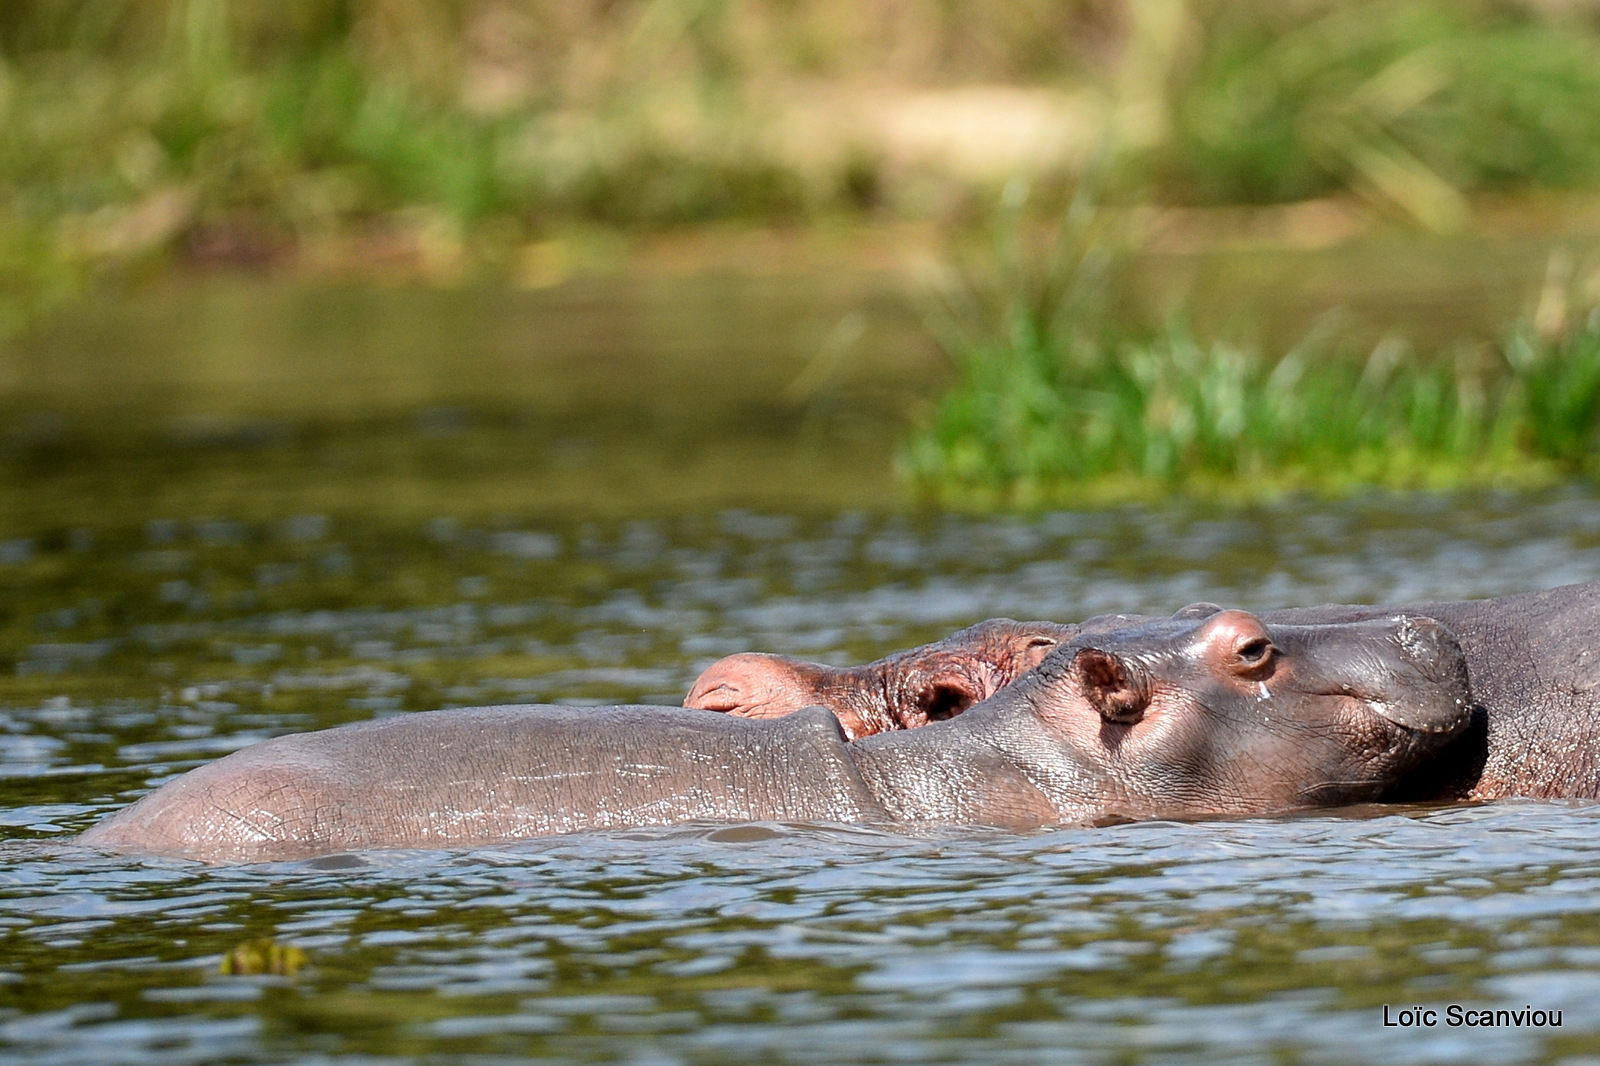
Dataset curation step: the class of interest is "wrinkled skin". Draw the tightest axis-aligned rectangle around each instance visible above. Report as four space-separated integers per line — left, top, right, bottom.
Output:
847 610 1469 826
698 580 1600 801
686 619 1078 738
1256 582 1600 801
78 610 1469 862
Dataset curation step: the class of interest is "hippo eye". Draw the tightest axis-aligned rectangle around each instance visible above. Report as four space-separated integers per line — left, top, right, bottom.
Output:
1236 638 1273 666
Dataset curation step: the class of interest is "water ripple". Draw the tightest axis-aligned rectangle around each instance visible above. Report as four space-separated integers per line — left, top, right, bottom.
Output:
8 495 1600 1062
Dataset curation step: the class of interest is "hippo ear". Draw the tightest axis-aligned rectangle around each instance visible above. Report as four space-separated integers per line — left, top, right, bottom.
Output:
1017 635 1063 671
1173 602 1225 620
914 674 984 722
1072 648 1151 724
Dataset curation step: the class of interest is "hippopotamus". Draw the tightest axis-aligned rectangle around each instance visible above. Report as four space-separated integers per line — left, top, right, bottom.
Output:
686 580 1600 802
686 618 1078 738
78 609 1469 862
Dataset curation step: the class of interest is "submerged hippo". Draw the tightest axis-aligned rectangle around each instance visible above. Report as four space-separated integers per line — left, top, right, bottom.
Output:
688 580 1600 801
79 609 1469 862
687 618 1078 738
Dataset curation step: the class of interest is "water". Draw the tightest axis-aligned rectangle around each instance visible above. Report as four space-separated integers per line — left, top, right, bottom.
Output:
6 265 1600 1064
5 495 1600 1064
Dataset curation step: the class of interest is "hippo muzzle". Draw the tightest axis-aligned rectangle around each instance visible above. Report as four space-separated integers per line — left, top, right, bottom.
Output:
1279 614 1472 735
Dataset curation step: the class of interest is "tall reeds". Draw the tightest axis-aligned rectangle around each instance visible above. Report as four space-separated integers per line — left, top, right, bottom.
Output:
5 0 1600 354
1153 0 1600 229
905 189 1600 505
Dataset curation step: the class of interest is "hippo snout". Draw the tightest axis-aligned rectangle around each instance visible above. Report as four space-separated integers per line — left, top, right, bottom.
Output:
1393 614 1456 684
1365 614 1472 735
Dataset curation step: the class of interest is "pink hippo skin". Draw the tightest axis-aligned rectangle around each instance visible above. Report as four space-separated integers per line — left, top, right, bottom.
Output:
686 619 1077 738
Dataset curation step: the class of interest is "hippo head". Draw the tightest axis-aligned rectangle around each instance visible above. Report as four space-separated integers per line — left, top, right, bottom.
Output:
1007 608 1474 820
686 619 1077 738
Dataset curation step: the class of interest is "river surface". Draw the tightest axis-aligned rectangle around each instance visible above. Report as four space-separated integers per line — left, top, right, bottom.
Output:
4 258 1600 1064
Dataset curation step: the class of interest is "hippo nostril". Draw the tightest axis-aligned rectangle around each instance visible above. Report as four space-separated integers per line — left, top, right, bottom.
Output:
1391 615 1456 684
1358 615 1471 735
686 681 749 714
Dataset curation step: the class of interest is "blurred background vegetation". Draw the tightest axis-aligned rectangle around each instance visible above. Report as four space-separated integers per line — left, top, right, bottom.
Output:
5 0 1600 508
0 0 1127 335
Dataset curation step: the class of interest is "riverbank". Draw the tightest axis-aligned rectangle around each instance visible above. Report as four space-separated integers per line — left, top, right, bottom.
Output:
3 212 1599 530
906 204 1600 507
9 0 1600 341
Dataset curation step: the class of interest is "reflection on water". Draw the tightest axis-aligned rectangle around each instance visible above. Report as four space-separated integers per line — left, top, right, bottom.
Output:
5 265 1600 1064
0 273 937 526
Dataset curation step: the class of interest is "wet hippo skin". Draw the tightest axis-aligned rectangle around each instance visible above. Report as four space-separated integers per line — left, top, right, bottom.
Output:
1258 582 1600 801
691 580 1600 803
78 610 1469 862
687 618 1078 738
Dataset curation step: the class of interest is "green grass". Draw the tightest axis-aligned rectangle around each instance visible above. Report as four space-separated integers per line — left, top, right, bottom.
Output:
6 3 1600 511
1152 0 1600 229
904 191 1600 506
0 0 941 337
3 5 1600 274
